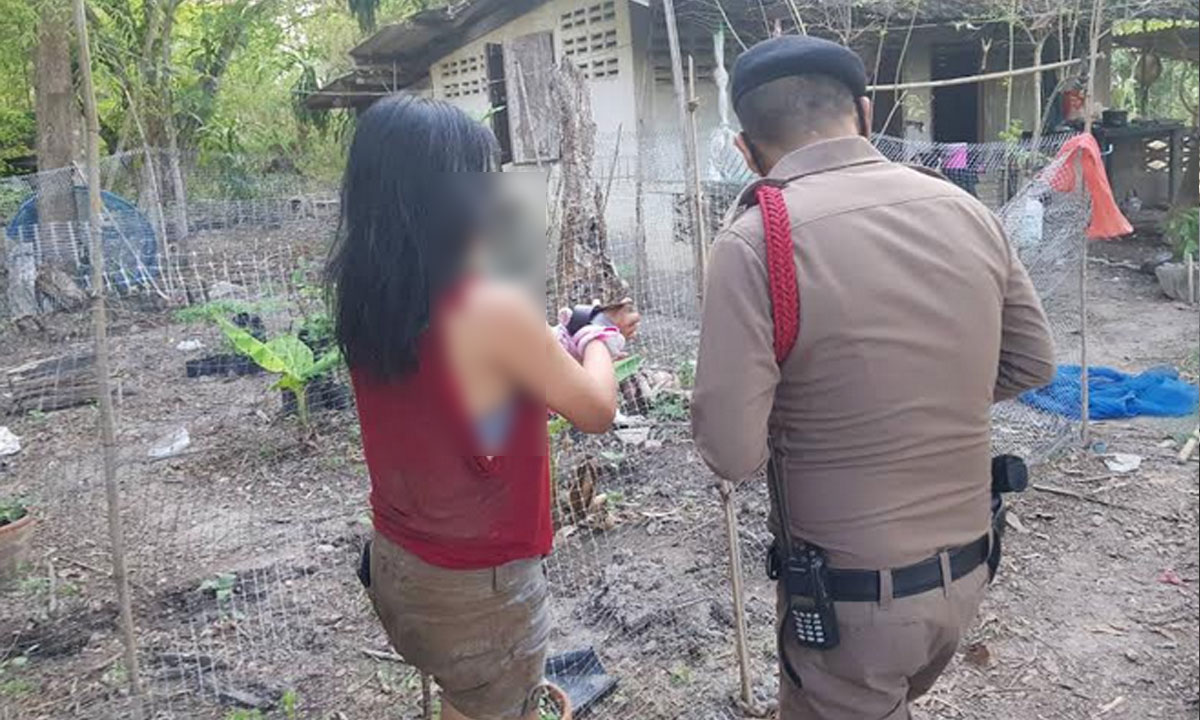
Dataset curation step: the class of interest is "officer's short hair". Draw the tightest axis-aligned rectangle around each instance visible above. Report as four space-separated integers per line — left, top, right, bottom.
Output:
734 73 857 147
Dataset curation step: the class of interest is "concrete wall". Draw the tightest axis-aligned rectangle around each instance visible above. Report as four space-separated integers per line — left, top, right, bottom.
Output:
895 30 1113 143
428 0 640 142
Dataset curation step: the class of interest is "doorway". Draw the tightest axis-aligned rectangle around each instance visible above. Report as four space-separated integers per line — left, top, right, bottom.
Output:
931 44 981 143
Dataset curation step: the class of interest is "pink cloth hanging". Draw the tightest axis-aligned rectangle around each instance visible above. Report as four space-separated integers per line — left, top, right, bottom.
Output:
944 143 969 170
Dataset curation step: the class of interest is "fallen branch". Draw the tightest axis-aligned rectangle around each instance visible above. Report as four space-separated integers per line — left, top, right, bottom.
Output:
64 556 108 575
1032 483 1182 522
360 647 405 663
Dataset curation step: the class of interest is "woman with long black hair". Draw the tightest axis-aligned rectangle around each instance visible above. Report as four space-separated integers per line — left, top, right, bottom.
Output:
327 94 637 720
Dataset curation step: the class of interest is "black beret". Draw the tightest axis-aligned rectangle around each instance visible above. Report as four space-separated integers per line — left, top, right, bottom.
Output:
730 35 868 106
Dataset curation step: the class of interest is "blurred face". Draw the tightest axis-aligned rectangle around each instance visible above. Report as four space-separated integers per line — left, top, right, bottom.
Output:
474 171 548 299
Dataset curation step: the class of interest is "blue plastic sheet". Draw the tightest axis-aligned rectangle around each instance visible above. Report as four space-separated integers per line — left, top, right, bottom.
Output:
1020 365 1199 420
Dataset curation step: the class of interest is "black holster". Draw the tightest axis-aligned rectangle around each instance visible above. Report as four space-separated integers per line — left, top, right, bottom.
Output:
987 455 1029 583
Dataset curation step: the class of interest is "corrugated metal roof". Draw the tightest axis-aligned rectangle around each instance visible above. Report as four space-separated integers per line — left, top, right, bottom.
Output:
349 0 550 64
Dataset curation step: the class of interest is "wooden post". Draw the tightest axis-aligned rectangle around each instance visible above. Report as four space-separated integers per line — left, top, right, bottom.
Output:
1187 252 1195 305
1079 0 1103 446
73 0 144 715
687 55 707 299
720 480 755 710
661 0 705 308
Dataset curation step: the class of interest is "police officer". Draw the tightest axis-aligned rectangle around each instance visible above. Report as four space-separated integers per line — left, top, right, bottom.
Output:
691 36 1055 719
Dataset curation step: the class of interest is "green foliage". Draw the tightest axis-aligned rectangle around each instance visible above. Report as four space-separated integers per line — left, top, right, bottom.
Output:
214 314 343 425
199 572 237 606
0 652 33 699
614 354 641 383
0 0 35 175
174 300 258 324
280 689 299 719
1180 348 1199 379
223 710 263 720
998 119 1025 145
101 660 128 688
476 105 506 124
538 693 563 720
1110 39 1199 124
0 107 33 175
1166 207 1199 260
649 393 688 422
0 498 28 527
677 359 696 390
668 663 693 687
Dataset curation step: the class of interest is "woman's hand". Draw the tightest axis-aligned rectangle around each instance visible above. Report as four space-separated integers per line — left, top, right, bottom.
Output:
602 298 640 340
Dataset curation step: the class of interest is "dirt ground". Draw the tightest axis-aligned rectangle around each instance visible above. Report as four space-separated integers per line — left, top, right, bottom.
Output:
0 234 1197 720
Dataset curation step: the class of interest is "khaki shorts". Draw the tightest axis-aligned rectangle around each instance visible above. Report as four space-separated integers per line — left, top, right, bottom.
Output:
368 534 550 720
778 561 989 720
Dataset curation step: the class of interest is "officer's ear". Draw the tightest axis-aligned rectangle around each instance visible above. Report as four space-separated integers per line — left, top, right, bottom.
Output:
735 132 765 177
856 97 874 138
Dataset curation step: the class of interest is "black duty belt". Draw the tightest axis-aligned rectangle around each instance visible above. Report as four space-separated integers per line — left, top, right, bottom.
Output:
824 533 990 602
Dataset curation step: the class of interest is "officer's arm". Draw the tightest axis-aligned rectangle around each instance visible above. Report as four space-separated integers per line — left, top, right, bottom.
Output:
692 230 780 480
995 232 1056 402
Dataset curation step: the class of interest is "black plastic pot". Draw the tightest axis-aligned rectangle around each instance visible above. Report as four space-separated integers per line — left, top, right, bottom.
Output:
280 377 353 417
186 354 262 378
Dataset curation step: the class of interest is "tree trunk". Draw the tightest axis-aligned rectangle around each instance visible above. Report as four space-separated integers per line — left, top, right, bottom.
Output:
550 61 628 311
34 0 79 273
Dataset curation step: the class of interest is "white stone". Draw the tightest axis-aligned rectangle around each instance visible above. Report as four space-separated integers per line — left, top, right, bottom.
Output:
0 427 20 456
148 427 190 459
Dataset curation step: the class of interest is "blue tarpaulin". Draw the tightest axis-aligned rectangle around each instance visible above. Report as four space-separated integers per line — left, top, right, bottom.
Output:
1021 365 1199 420
5 187 159 291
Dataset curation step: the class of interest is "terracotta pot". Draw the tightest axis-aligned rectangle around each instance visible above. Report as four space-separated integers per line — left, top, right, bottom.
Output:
0 514 36 579
540 682 573 720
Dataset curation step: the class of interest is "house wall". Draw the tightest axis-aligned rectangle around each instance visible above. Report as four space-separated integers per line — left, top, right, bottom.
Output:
428 0 640 141
901 40 934 143
896 30 1113 144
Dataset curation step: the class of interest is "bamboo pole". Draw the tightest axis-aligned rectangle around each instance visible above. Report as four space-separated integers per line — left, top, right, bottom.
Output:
73 0 145 715
868 56 1085 93
661 0 705 308
1080 0 1104 446
720 480 756 710
687 55 707 297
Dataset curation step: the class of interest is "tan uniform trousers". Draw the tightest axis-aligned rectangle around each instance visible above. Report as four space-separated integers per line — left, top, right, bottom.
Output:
777 561 989 719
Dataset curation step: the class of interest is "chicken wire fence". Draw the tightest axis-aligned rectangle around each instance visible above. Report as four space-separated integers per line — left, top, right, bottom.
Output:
0 135 1092 720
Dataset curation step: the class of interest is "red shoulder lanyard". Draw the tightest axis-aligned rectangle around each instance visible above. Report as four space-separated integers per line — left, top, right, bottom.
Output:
755 184 799 365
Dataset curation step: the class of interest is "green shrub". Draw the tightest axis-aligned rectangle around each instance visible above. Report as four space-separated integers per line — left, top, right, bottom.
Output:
1166 206 1199 260
0 499 27 527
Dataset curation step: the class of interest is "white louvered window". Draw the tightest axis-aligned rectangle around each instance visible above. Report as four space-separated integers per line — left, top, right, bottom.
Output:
437 53 487 99
559 1 620 80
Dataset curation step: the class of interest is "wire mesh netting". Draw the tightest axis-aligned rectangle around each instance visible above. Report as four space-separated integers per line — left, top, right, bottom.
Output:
0 134 1108 719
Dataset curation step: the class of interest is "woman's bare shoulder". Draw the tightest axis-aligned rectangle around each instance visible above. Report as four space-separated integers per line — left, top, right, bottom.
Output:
459 278 547 336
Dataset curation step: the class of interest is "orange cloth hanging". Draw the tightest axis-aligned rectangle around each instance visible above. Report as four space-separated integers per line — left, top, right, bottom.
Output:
1047 133 1133 239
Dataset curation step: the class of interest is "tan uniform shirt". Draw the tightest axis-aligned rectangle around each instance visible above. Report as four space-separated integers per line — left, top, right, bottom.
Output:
692 136 1055 569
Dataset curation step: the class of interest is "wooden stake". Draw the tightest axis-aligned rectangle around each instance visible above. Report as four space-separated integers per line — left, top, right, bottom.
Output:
661 0 705 308
719 480 756 709
687 54 707 301
421 672 433 720
73 0 144 715
1187 252 1195 305
1080 0 1104 446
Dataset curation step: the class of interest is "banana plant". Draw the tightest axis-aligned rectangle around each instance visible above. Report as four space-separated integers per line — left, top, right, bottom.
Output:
213 316 342 426
548 354 641 513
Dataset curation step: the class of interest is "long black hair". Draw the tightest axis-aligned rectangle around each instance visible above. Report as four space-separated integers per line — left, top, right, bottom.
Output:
326 94 499 380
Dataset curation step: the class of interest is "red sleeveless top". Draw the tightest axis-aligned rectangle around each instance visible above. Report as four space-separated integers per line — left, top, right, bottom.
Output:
351 293 552 570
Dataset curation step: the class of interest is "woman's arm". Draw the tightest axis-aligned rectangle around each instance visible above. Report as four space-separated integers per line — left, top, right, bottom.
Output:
489 289 619 433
